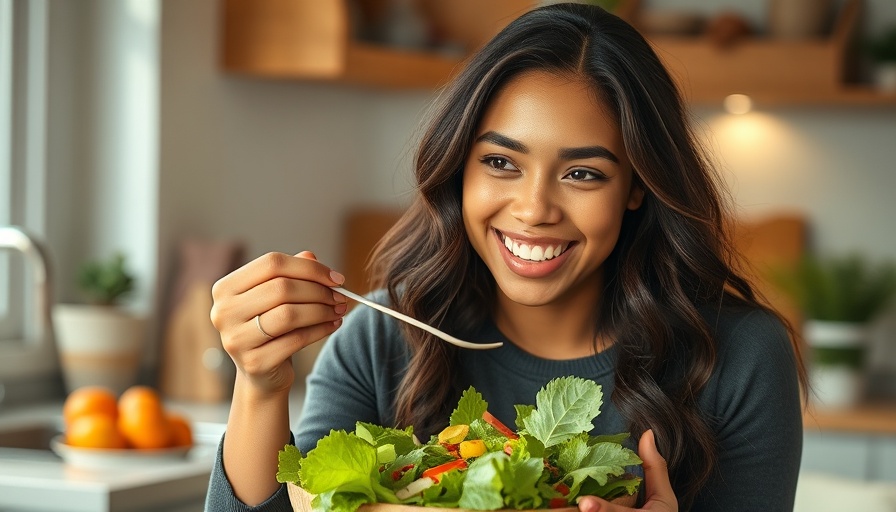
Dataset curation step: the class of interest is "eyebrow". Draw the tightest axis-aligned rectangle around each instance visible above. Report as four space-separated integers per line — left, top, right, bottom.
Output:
475 130 619 163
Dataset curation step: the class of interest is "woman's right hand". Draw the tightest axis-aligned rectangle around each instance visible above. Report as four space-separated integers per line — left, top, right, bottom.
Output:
210 250 347 396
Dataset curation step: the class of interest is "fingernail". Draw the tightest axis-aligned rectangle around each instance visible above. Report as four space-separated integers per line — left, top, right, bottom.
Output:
576 497 601 512
333 318 343 328
334 303 347 315
329 270 345 285
333 291 346 303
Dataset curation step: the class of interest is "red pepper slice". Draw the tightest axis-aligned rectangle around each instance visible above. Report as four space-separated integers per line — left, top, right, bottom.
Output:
391 464 415 481
420 459 468 483
482 411 519 439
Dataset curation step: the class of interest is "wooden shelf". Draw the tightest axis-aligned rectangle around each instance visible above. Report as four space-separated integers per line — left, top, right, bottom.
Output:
646 0 896 107
219 0 534 89
804 401 896 435
220 0 896 105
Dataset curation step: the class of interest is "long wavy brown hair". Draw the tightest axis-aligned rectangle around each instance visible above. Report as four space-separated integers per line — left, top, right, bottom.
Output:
369 3 806 508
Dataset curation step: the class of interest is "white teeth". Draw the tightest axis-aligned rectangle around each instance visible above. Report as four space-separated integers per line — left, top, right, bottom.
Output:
500 233 567 262
530 246 544 260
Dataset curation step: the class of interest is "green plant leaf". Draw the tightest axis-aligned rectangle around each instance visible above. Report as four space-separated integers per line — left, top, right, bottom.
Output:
521 377 603 448
768 254 896 323
450 387 488 426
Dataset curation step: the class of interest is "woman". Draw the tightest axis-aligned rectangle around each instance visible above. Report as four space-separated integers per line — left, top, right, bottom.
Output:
205 4 805 511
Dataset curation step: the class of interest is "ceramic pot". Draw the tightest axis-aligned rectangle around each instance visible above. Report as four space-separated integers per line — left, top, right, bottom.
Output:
803 320 867 409
53 304 147 395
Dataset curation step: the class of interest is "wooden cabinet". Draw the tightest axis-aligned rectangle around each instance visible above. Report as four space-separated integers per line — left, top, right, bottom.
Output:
220 0 896 105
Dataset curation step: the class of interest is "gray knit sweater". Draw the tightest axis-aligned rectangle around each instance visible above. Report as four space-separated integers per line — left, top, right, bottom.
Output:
204 293 802 511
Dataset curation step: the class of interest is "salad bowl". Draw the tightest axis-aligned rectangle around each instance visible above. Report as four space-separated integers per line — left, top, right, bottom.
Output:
279 377 641 512
287 483 637 512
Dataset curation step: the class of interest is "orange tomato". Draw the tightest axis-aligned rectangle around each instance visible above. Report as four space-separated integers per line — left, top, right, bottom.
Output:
66 413 128 449
167 414 193 447
117 386 173 449
62 386 119 427
117 386 164 417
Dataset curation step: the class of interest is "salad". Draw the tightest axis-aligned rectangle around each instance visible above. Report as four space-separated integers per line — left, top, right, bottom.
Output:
277 376 642 511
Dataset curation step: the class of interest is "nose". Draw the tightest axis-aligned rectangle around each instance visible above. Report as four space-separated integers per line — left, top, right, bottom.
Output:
507 175 562 226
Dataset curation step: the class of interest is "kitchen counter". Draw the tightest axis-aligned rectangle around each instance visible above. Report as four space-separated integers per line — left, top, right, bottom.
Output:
0 389 305 512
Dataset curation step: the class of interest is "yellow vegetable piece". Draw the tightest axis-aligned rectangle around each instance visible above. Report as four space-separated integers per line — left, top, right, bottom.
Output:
437 424 469 444
459 439 486 459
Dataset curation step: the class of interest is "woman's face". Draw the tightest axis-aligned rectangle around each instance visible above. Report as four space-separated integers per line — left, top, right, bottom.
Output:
462 70 643 308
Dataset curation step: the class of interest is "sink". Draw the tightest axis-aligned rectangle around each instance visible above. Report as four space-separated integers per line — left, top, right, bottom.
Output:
0 419 63 460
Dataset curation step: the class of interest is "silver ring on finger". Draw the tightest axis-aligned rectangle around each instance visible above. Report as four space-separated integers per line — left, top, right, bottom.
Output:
255 314 275 340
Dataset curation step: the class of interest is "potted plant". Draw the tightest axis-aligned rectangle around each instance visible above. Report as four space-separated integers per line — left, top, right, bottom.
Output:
866 24 896 92
770 253 896 408
53 253 147 394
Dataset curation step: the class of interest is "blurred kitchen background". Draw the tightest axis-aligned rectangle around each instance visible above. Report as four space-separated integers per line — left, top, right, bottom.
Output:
1 0 896 510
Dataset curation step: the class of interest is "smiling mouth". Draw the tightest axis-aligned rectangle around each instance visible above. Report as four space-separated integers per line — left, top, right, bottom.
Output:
496 230 572 262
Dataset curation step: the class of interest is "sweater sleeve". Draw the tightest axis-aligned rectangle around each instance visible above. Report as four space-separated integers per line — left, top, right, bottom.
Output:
204 293 408 511
692 310 803 512
203 433 293 512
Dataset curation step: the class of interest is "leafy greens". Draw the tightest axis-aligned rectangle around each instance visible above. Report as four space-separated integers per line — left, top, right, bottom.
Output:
277 376 641 511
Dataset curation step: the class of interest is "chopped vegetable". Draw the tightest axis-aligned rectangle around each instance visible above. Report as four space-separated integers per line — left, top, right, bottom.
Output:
438 424 469 444
376 444 396 464
459 439 487 459
483 410 519 439
395 476 434 500
421 459 468 483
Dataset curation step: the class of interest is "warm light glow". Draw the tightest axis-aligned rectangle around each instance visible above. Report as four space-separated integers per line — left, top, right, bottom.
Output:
700 111 808 185
723 94 753 115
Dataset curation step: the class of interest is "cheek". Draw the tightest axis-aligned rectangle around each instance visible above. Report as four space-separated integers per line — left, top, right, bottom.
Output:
462 169 502 223
570 198 627 243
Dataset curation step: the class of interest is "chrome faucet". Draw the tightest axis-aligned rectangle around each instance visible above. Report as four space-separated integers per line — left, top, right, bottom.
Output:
0 226 57 406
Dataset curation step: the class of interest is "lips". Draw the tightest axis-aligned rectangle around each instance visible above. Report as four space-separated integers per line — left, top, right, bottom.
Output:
493 229 575 278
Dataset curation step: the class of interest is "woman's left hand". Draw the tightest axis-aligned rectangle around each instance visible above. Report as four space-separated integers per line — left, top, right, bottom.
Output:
577 429 678 512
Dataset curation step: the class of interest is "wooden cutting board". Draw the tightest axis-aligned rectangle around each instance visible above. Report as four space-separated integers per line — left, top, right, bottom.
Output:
159 238 245 402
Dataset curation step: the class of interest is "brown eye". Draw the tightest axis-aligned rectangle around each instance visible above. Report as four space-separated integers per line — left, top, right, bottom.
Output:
482 156 518 171
565 169 607 182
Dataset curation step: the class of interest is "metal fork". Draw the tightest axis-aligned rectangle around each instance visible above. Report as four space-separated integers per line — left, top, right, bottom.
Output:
331 286 503 350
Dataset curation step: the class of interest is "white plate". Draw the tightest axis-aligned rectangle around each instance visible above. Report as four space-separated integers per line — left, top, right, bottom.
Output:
50 435 191 470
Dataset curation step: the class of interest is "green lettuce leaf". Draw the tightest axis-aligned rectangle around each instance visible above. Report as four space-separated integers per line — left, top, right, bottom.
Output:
450 387 488 426
457 452 508 510
275 444 303 485
556 436 643 496
355 422 417 454
522 377 603 448
513 404 535 431
312 490 369 512
299 430 391 502
421 469 466 506
579 474 643 501
458 451 546 510
468 418 510 452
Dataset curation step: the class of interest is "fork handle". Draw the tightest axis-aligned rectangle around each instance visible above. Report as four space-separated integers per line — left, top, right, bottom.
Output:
330 287 502 350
